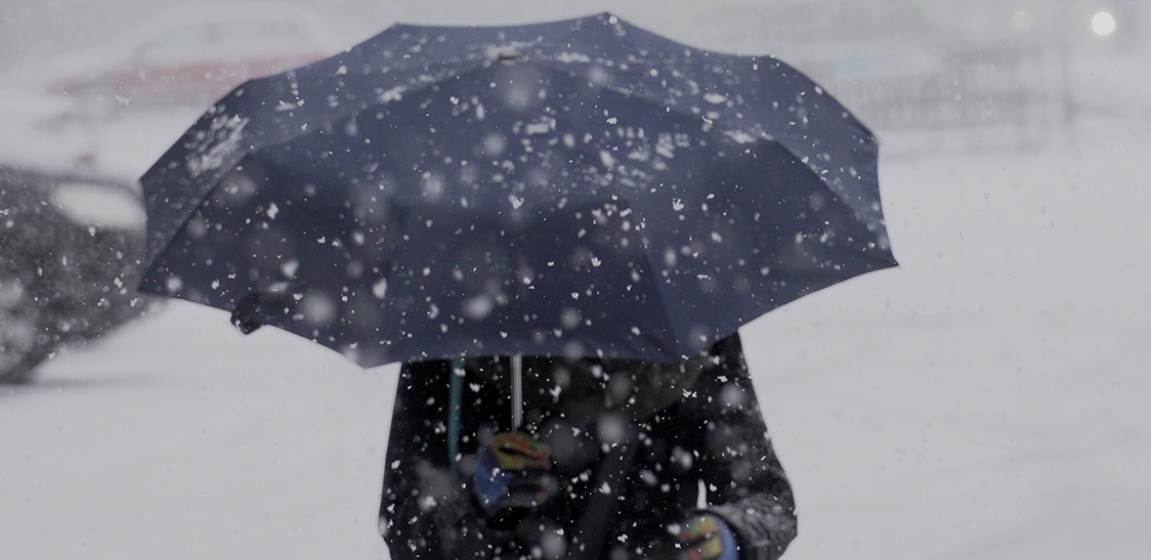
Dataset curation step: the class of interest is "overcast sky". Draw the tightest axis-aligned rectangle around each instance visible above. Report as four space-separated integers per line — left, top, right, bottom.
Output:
4 0 1143 70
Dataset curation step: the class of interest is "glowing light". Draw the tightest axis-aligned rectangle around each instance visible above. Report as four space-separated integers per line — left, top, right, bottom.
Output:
1012 11 1033 33
1092 11 1117 36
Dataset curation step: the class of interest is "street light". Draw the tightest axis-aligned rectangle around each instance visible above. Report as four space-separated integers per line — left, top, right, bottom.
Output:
1092 11 1117 36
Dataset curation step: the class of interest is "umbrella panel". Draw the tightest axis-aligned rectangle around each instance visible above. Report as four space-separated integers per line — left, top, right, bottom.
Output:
140 60 894 365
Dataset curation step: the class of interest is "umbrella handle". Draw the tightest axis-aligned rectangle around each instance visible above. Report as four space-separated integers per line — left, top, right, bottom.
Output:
449 359 465 478
511 354 523 431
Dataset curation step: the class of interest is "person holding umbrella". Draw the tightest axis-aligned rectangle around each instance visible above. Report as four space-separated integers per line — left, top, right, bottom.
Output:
378 333 797 560
132 13 897 560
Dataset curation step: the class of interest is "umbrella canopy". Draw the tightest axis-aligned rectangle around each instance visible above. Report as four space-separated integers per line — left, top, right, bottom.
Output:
138 13 896 367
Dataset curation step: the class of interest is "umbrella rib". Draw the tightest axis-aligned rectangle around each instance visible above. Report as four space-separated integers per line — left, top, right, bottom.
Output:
632 228 693 361
611 84 881 232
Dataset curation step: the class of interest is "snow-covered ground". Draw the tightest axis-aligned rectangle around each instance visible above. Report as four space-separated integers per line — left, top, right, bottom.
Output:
3 117 1149 559
755 122 1151 559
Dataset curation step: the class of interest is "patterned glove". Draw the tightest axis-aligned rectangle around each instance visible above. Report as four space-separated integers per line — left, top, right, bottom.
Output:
663 514 739 560
473 432 556 518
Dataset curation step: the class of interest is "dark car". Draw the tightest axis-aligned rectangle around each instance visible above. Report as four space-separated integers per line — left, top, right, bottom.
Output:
0 165 147 383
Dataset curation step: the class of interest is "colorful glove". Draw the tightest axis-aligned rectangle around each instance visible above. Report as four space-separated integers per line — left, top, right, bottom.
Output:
473 432 556 518
663 514 739 560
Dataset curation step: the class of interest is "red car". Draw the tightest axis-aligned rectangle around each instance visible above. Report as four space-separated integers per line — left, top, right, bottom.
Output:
37 4 338 113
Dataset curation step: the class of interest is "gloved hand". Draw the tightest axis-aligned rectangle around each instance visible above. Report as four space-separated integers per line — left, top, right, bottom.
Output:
660 514 739 560
473 432 556 519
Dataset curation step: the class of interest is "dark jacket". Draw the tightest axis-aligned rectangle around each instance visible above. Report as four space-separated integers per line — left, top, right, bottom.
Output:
379 334 797 560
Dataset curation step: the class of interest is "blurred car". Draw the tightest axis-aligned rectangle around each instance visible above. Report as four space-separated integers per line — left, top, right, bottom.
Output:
0 85 98 172
34 4 337 114
0 164 148 383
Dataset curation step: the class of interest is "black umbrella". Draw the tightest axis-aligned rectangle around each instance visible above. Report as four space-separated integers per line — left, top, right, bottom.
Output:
138 13 896 367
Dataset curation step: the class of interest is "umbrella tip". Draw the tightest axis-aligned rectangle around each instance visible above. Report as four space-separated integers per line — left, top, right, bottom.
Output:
595 12 621 25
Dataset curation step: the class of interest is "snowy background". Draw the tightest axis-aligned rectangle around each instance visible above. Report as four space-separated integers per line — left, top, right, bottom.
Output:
3 1 1150 559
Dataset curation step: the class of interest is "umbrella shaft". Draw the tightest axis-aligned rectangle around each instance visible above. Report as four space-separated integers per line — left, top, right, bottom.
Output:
511 354 523 431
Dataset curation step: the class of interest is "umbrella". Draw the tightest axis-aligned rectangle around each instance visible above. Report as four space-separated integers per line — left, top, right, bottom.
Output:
137 13 896 367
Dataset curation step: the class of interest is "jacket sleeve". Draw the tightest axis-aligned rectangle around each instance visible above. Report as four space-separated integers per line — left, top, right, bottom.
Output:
682 335 799 560
379 361 515 560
